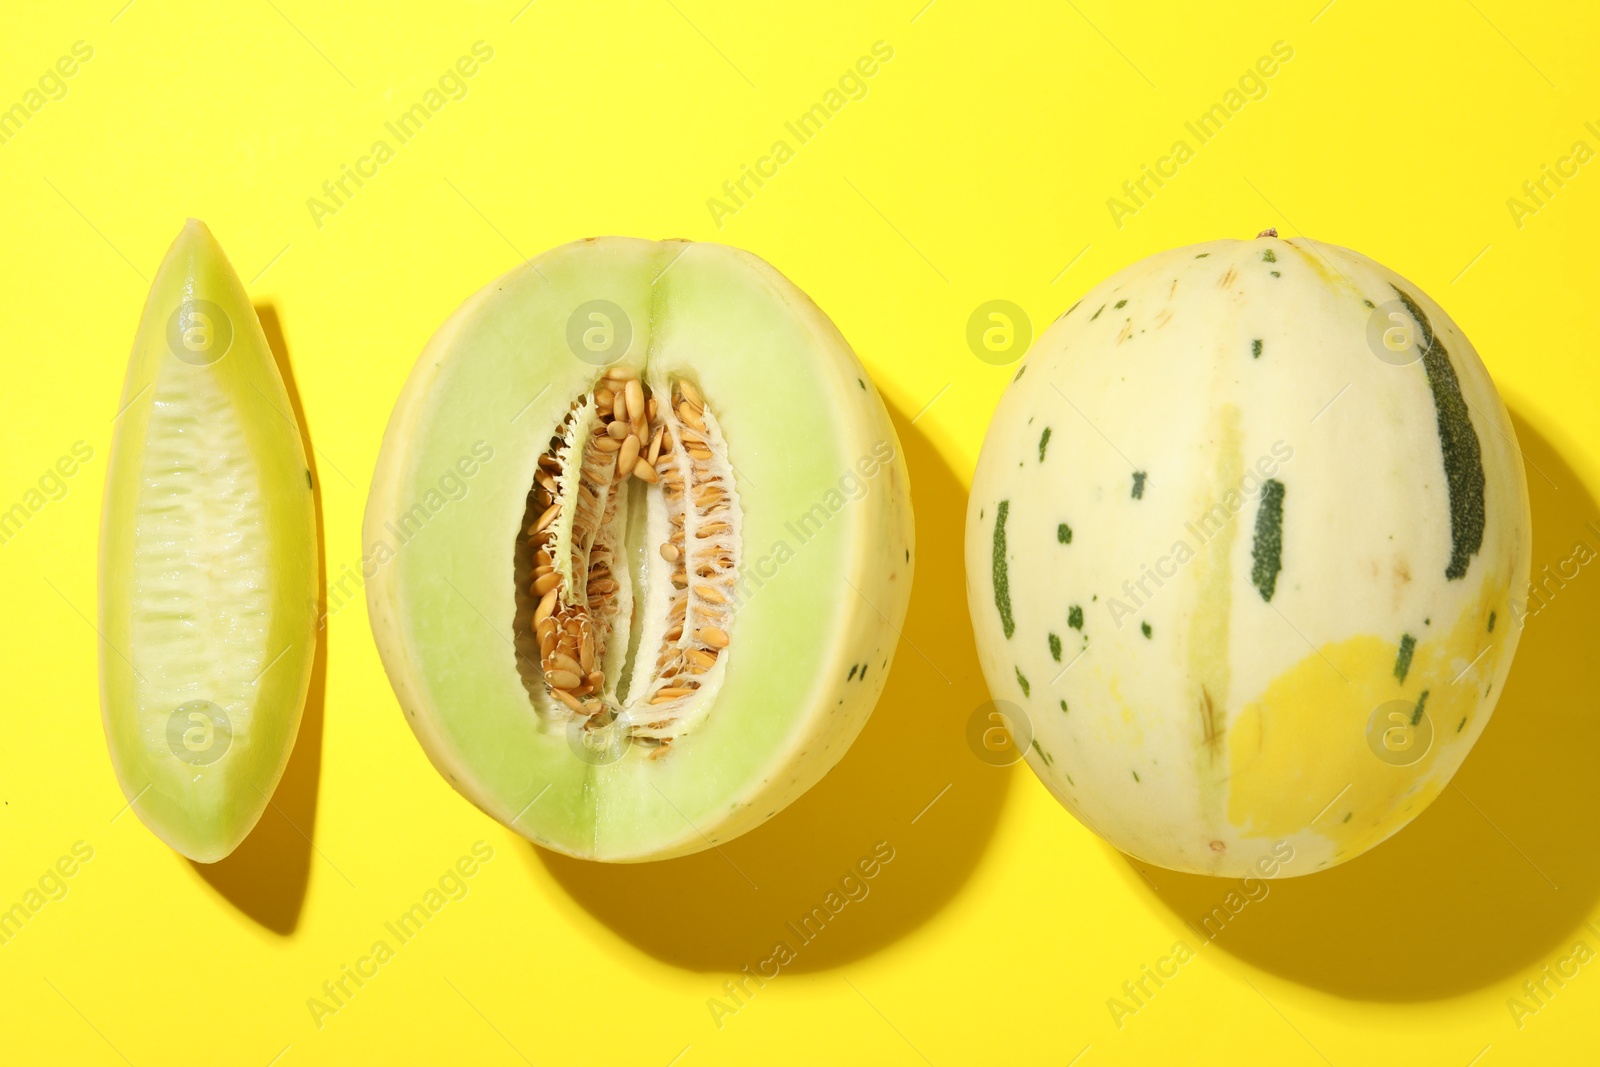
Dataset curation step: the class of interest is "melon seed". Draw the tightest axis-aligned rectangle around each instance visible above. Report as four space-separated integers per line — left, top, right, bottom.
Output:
618 434 641 477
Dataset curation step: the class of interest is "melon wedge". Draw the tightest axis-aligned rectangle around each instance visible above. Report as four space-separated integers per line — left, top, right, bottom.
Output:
99 220 318 864
364 237 913 861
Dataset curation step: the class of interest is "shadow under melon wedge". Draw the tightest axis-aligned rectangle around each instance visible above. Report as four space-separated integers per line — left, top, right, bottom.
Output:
99 220 318 864
364 237 913 862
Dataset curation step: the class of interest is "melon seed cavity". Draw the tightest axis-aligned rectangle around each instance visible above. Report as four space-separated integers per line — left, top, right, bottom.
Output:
516 366 741 753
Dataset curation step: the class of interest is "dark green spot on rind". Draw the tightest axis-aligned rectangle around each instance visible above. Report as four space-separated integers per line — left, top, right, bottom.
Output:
1251 339 1263 359
1250 478 1286 602
1457 717 1467 733
1196 253 1210 258
1048 633 1062 662
857 378 866 390
1057 522 1072 544
992 500 1014 639
1060 700 1068 713
1091 304 1105 321
1132 770 1141 782
1391 285 1485 581
1262 249 1277 263
1114 299 1127 309
847 664 858 681
1031 739 1052 765
1013 364 1027 382
1038 427 1052 462
1270 270 1281 278
1363 299 1376 308
1141 621 1152 638
1488 611 1496 632
305 469 313 488
1394 634 1416 684
1131 471 1146 499
1015 667 1030 697
1411 689 1430 726
1343 811 1352 822
1068 605 1084 630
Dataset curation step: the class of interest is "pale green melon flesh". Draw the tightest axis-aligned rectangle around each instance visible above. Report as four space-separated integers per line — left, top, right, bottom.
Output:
100 221 318 864
365 238 913 861
967 236 1531 878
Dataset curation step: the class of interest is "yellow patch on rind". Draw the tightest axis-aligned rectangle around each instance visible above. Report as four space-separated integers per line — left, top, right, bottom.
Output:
1227 569 1510 861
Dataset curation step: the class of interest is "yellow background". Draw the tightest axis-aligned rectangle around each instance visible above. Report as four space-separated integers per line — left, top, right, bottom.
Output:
3 0 1597 1063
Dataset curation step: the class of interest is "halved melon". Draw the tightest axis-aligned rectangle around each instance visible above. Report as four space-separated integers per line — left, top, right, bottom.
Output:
365 238 913 861
99 220 318 863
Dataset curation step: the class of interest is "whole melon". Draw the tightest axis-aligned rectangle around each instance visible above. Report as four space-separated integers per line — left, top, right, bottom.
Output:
965 233 1530 877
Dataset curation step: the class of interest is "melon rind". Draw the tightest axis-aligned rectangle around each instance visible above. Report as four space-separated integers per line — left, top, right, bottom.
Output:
364 238 913 862
99 220 318 864
966 236 1531 878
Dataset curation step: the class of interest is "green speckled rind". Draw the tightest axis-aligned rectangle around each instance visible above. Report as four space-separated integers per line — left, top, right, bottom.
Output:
99 221 318 863
365 238 913 861
965 236 1530 878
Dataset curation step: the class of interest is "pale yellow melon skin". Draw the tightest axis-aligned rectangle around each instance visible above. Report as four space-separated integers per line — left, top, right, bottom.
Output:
966 236 1530 878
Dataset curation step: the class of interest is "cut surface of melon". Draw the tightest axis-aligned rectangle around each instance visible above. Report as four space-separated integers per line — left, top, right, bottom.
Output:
99 220 318 864
365 238 913 862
